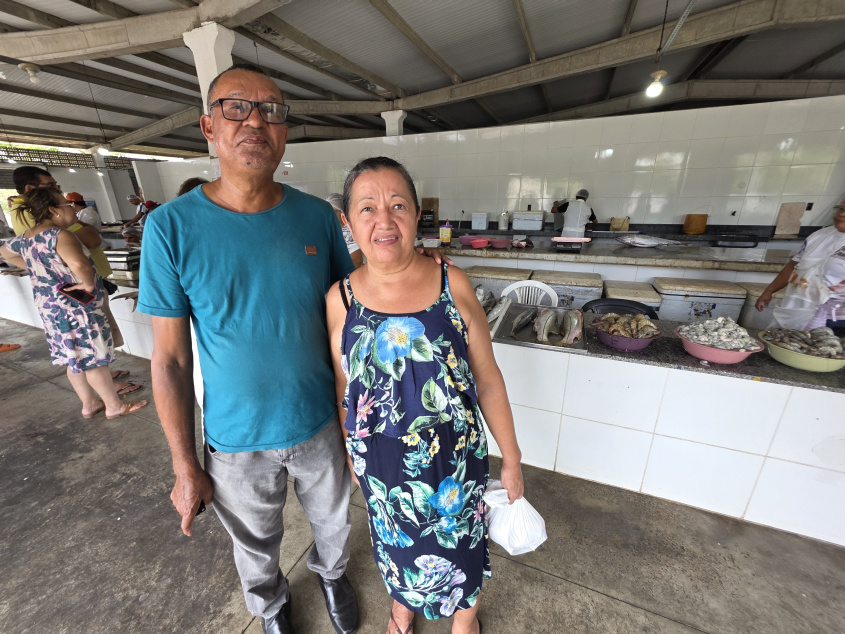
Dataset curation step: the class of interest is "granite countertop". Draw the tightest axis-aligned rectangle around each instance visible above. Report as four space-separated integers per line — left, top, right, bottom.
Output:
444 240 793 273
494 313 844 394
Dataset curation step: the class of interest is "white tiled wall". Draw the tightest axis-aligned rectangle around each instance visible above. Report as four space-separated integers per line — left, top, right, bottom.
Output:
256 96 845 227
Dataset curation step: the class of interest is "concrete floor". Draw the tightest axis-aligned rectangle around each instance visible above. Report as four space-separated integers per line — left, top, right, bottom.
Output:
1 317 844 634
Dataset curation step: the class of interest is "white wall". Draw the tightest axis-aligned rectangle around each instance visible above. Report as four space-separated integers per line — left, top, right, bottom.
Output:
50 167 135 222
149 96 845 228
279 96 845 227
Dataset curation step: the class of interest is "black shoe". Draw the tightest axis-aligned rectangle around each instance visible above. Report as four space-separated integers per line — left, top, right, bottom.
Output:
318 573 359 634
262 598 293 634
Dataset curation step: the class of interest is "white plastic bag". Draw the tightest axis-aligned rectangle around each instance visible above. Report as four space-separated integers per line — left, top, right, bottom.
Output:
483 479 547 555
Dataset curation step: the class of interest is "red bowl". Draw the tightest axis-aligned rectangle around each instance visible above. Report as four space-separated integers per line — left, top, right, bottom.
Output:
675 328 763 364
470 238 489 249
490 238 510 249
595 328 660 351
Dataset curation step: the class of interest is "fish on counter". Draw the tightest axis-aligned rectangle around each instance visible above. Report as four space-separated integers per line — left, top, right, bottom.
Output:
480 291 496 314
593 313 660 339
509 307 539 338
475 284 485 302
486 297 509 324
677 316 759 351
761 327 845 359
533 308 558 343
555 309 583 345
615 235 685 248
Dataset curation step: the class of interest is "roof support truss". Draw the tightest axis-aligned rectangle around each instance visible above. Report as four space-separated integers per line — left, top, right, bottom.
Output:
783 38 845 79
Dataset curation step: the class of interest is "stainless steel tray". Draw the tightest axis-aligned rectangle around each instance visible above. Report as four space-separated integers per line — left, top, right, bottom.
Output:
491 303 587 353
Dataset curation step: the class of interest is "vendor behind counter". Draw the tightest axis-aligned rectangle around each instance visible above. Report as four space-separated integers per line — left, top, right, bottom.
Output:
552 189 598 234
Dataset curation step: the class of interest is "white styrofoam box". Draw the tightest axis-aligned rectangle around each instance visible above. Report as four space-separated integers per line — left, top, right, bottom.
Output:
657 294 745 322
506 404 563 470
471 213 488 230
736 281 783 331
552 261 595 273
745 459 845 547
530 270 603 309
556 415 652 491
492 342 568 414
656 370 790 454
642 436 764 517
681 269 737 282
512 219 543 231
768 388 845 473
563 355 667 433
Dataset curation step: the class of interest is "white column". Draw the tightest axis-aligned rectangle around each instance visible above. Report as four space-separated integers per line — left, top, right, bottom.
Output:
183 22 236 156
381 110 408 136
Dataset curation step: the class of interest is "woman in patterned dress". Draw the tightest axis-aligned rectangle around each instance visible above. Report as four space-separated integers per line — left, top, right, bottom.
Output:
0 187 147 420
326 157 524 634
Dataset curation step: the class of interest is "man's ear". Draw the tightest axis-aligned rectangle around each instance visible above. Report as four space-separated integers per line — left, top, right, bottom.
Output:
200 114 214 144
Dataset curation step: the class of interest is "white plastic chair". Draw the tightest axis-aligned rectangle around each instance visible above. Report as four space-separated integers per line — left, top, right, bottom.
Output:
500 280 558 307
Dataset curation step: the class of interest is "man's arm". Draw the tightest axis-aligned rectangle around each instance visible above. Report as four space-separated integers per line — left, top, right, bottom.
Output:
151 315 213 536
68 222 101 249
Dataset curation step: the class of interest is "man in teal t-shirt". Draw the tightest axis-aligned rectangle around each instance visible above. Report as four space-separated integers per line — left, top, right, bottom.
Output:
138 64 358 634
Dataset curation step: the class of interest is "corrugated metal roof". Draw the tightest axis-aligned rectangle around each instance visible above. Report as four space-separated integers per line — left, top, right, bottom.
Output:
274 0 447 94
545 71 616 112
13 0 103 24
84 60 200 99
628 0 738 33
483 85 548 122
387 0 528 81
526 0 630 59
0 12 42 30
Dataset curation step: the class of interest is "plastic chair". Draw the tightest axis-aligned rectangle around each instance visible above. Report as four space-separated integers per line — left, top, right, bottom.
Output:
581 298 659 320
500 280 558 307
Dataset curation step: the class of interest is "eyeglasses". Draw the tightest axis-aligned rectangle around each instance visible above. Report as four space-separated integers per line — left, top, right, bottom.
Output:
209 99 290 124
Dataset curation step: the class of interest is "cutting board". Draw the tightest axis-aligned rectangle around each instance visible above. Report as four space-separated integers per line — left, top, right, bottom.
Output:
774 202 805 236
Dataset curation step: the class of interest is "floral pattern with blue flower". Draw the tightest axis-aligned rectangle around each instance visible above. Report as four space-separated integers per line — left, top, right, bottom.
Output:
340 263 489 620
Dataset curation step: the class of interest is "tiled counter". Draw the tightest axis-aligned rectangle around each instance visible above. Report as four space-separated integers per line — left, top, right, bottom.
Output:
487 322 845 548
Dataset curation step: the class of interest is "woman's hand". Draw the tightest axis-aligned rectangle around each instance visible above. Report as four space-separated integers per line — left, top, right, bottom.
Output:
500 459 524 504
416 247 454 266
756 290 772 311
64 282 95 294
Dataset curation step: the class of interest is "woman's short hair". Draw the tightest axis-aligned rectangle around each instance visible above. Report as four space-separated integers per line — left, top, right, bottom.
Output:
325 193 344 211
341 157 419 217
16 187 62 228
177 177 209 197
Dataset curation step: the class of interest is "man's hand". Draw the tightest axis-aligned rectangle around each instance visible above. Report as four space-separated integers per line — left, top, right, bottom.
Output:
171 467 214 536
500 460 524 504
416 247 454 266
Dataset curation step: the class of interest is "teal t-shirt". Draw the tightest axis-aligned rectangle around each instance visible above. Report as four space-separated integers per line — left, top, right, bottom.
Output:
138 184 354 452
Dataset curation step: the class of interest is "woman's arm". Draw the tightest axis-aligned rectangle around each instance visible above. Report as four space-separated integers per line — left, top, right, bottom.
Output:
326 280 357 483
55 229 96 292
0 244 26 269
449 266 524 503
757 260 797 311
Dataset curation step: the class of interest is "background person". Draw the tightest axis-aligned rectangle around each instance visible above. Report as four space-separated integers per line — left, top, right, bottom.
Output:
10 165 61 235
326 192 363 268
66 191 102 227
326 156 524 634
757 203 845 332
176 177 209 197
122 193 146 229
551 188 597 234
0 187 146 419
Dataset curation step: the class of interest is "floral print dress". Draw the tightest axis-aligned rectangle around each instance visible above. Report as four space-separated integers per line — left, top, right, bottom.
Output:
7 228 114 373
340 263 490 620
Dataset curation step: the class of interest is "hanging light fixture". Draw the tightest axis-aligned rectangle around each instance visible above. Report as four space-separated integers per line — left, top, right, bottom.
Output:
646 70 667 97
17 62 41 85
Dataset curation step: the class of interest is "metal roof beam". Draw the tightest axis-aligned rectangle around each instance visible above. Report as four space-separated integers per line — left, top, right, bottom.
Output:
0 107 132 133
783 38 845 79
286 100 391 116
684 36 747 81
133 51 196 78
0 0 291 64
393 0 845 111
369 0 461 83
230 53 342 101
0 82 156 118
106 107 201 150
245 14 405 98
603 0 638 101
0 0 72 29
520 79 845 122
511 0 538 63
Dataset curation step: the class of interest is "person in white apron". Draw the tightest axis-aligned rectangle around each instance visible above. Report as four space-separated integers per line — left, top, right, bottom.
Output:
757 203 845 331
555 189 598 236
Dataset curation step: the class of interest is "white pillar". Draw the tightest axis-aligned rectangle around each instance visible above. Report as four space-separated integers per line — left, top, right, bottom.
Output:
183 22 236 156
381 110 408 136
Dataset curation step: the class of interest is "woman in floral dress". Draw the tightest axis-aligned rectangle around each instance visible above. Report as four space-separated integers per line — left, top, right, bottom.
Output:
0 187 147 420
326 157 524 634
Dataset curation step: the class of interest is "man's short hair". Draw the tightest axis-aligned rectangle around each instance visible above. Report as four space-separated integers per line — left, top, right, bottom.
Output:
206 63 280 113
127 194 140 201
12 166 52 195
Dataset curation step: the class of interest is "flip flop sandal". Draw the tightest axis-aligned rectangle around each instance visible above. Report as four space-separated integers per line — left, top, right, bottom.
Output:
111 370 130 380
106 400 148 420
82 402 106 419
0 343 21 353
116 382 142 396
389 606 413 634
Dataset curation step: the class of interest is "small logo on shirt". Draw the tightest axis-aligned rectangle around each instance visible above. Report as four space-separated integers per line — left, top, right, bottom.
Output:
305 245 317 255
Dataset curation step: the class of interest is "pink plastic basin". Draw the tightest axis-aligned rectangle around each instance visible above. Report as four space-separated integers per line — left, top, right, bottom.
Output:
675 328 763 364
595 328 660 351
459 235 475 246
490 238 511 249
470 238 489 249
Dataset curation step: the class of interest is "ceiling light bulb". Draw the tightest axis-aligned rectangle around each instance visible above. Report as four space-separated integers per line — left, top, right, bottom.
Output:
17 62 41 85
97 146 110 156
646 70 667 98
